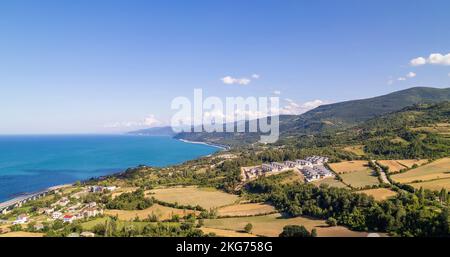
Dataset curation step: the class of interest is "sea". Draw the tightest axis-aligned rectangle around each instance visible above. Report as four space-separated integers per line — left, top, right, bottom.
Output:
0 135 219 202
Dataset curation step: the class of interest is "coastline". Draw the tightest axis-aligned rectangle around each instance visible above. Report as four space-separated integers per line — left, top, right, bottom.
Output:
177 139 230 150
0 184 71 211
0 137 226 208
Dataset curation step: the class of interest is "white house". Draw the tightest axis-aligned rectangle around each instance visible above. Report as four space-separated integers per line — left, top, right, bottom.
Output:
296 159 313 167
271 162 286 171
52 211 63 219
105 186 117 192
261 163 273 172
80 207 103 218
13 215 28 225
284 161 297 168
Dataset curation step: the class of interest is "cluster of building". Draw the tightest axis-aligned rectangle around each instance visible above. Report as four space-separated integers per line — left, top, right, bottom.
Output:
89 185 117 193
241 156 333 182
39 200 103 223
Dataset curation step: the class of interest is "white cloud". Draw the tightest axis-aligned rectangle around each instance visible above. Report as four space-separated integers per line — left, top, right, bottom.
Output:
406 72 416 78
429 53 450 65
410 53 450 66
143 114 161 127
410 57 427 66
221 76 251 85
280 99 328 115
392 72 416 83
273 90 281 95
104 114 162 129
251 74 260 79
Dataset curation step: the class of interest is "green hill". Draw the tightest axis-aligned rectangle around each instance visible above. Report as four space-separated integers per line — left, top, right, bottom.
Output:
175 87 450 146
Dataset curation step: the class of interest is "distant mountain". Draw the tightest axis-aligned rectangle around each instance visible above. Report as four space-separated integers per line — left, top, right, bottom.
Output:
128 126 176 137
175 87 450 146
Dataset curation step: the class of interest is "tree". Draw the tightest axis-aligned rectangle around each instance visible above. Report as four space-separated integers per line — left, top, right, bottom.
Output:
311 228 317 237
197 219 204 228
439 188 447 203
244 223 253 233
279 225 312 237
326 217 337 227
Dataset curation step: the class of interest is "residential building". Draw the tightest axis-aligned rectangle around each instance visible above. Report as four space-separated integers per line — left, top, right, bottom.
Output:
63 214 75 223
13 215 28 225
52 211 63 219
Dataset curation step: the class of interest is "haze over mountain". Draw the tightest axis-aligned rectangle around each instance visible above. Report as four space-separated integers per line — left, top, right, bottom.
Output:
128 126 176 137
172 87 450 145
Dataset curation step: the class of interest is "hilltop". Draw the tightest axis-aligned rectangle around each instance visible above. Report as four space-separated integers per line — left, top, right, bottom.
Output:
175 87 450 146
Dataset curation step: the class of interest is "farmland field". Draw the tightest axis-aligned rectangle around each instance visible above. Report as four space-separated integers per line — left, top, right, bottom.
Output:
357 188 397 201
328 161 370 174
0 231 44 237
411 123 450 134
217 203 277 217
105 203 198 221
201 227 256 237
339 169 379 188
203 213 367 237
378 160 407 173
147 186 240 209
408 178 450 191
391 158 450 184
395 159 429 168
311 177 349 189
343 145 365 156
80 217 170 232
111 187 138 199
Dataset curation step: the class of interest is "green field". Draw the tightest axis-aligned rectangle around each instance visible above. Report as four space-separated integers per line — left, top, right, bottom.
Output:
311 177 349 189
339 169 379 188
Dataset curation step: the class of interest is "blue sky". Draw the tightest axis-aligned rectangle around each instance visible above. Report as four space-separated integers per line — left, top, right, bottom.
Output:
0 0 449 134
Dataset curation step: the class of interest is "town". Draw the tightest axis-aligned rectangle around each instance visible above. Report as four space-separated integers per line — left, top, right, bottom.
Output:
0 185 116 236
241 156 334 182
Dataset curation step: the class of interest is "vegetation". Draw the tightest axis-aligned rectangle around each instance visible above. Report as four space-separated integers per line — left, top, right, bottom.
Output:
106 189 154 210
279 225 316 237
245 177 450 236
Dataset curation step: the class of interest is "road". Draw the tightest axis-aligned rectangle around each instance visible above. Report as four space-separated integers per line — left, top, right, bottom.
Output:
371 160 391 184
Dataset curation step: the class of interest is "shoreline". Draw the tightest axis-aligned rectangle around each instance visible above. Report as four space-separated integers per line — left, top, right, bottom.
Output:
0 138 227 207
177 139 230 150
0 184 71 211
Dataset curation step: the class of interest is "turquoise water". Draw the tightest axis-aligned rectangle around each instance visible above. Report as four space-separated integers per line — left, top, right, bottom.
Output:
0 135 218 202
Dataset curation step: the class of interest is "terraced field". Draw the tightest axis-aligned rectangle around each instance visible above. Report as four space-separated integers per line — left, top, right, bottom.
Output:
395 159 429 168
391 158 450 184
408 178 450 191
378 160 407 173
